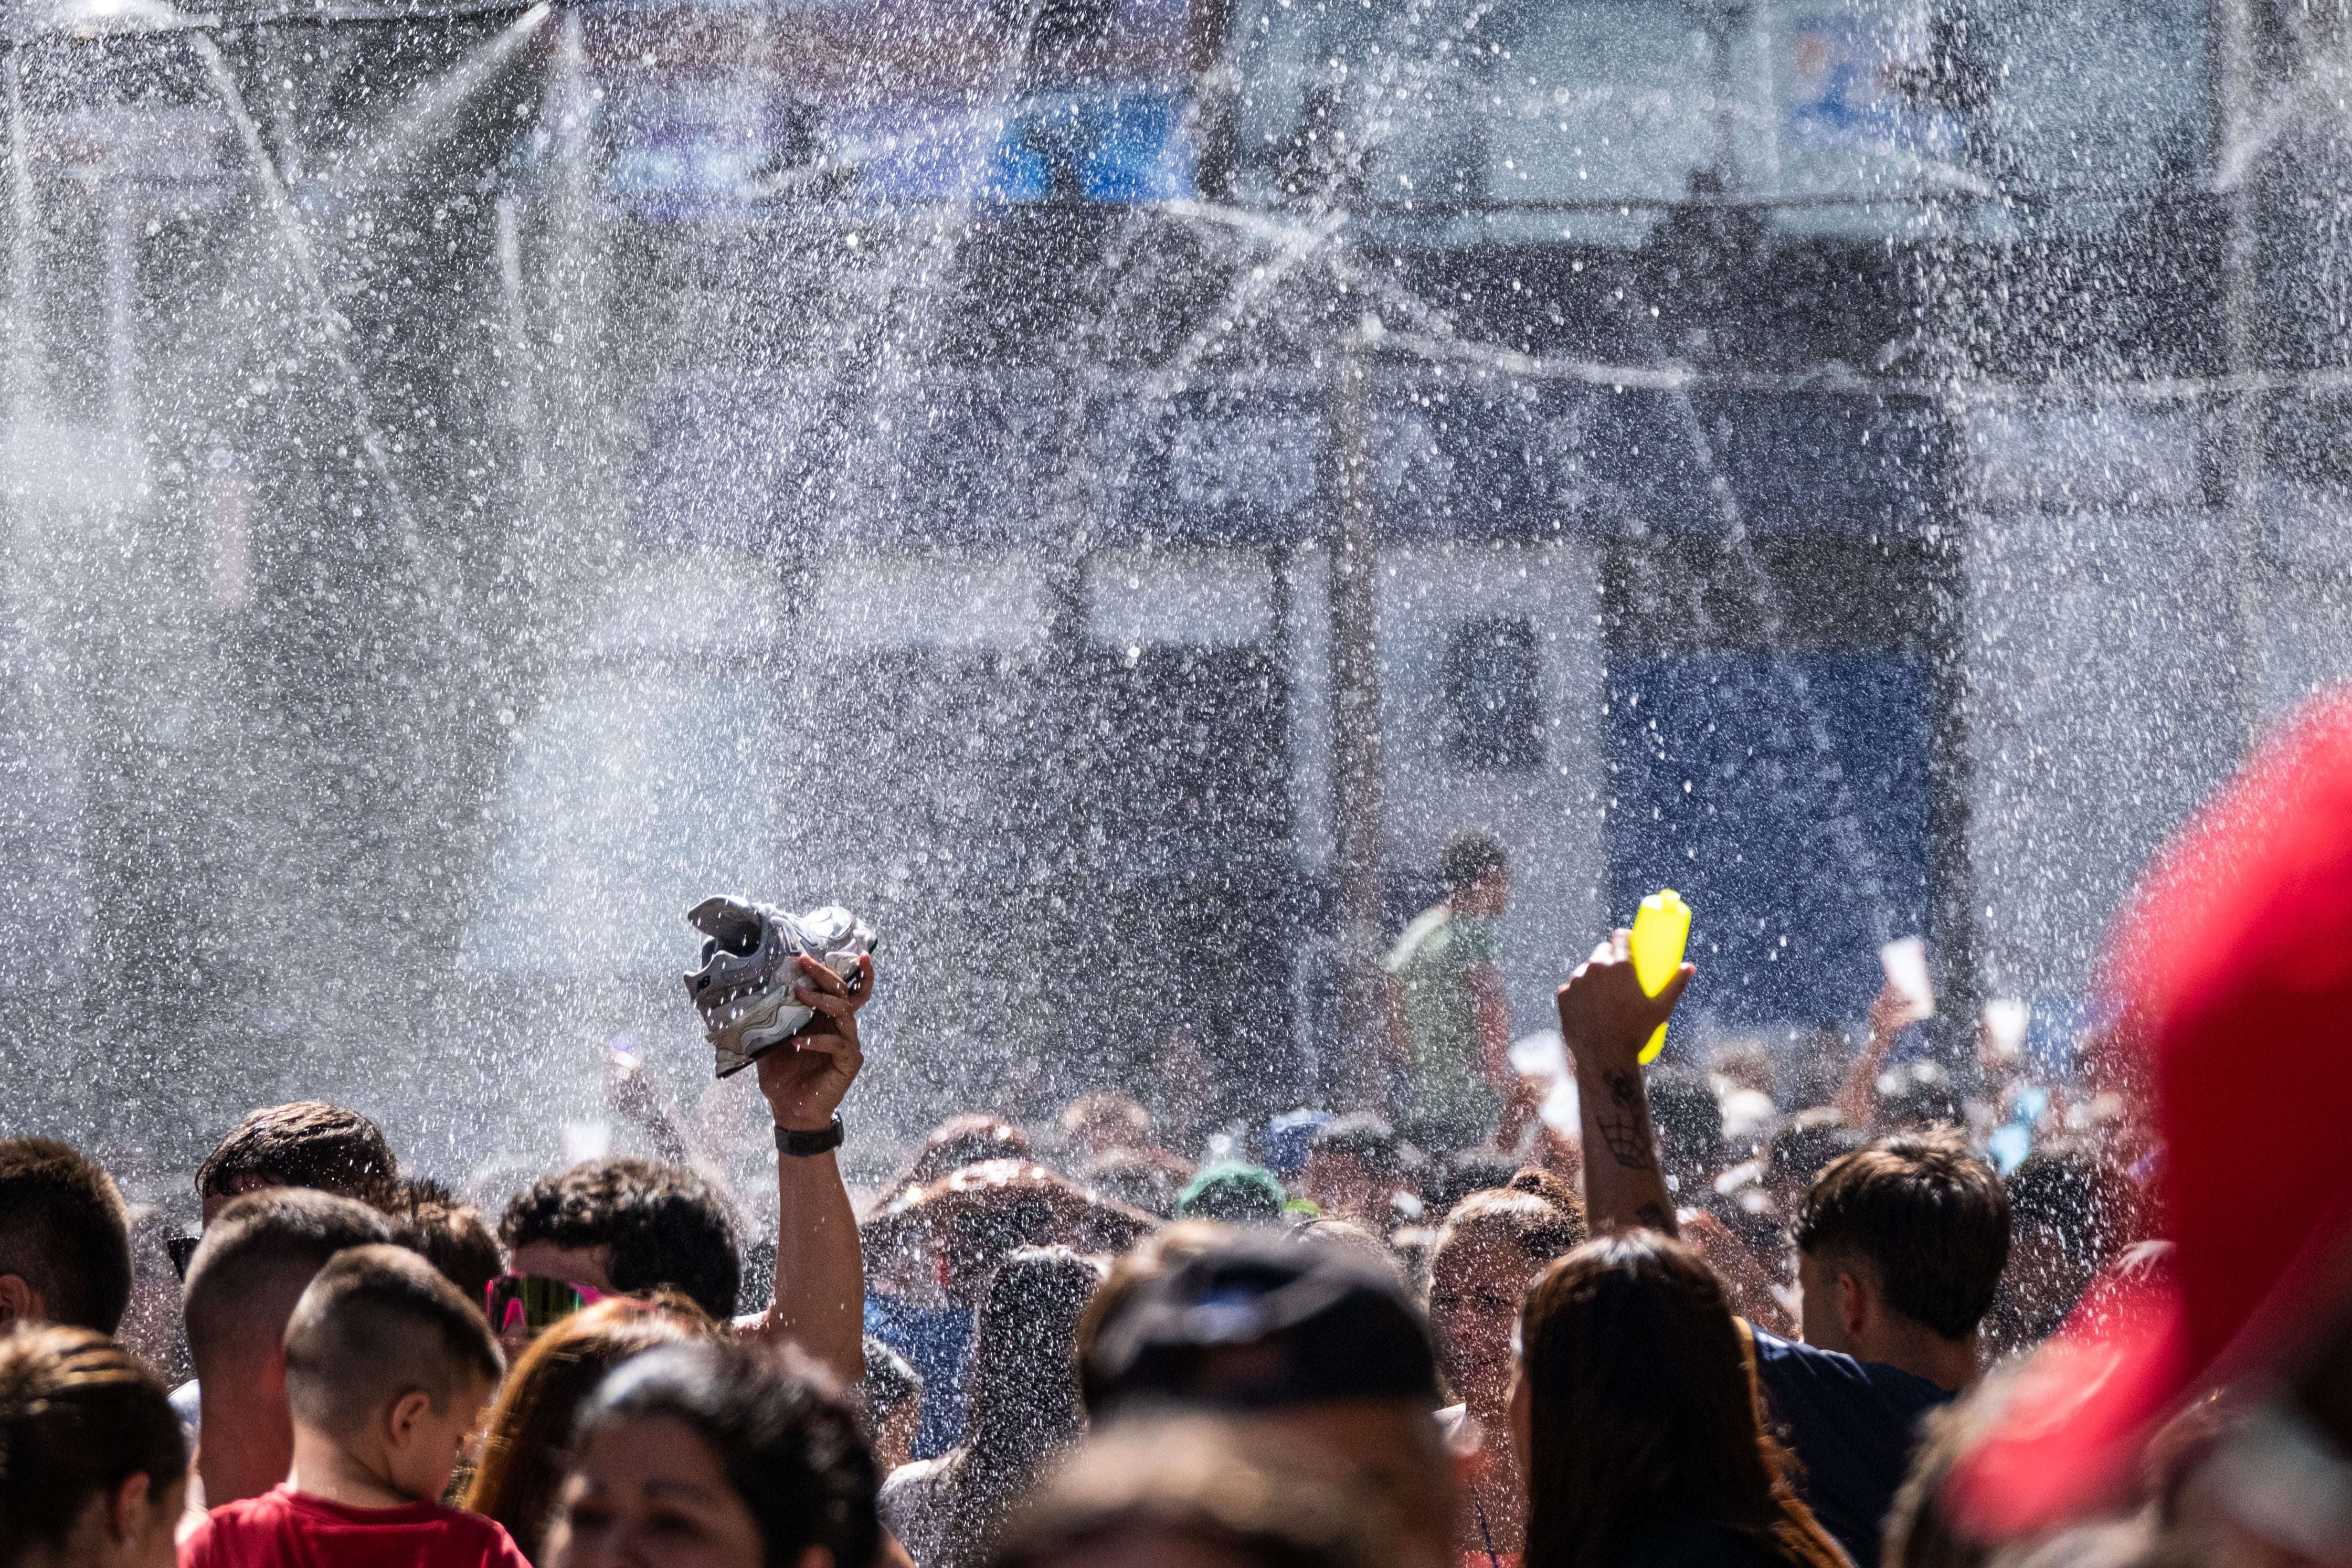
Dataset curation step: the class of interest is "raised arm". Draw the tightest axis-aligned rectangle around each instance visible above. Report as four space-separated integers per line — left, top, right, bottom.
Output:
749 952 873 1386
1834 980 1931 1130
606 1046 703 1173
1555 929 1692 1238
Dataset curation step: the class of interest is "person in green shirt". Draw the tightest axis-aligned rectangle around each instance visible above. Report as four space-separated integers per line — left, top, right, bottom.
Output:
1382 830 1534 1153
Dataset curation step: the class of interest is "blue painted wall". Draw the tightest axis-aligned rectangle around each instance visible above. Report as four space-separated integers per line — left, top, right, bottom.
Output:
1606 651 1935 1028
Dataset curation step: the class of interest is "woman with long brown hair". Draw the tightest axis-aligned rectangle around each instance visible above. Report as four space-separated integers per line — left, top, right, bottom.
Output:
464 1293 718 1562
1512 1233 1850 1568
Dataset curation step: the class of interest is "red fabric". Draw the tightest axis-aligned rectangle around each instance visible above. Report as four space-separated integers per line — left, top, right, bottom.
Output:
180 1485 531 1568
1947 690 2352 1533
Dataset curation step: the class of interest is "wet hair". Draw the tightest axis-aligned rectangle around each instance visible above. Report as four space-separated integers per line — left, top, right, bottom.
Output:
938 1247 1105 1568
1518 1234 1845 1568
0 1138 132 1334
466 1294 717 1562
1646 1067 1725 1181
284 1245 503 1437
901 1116 1034 1193
390 1178 504 1310
862 1334 923 1422
1874 1061 1964 1132
1087 1233 1439 1414
1308 1114 1401 1180
2006 1143 2123 1267
1506 1167 1587 1229
499 1158 739 1322
1794 1132 2010 1342
1291 1217 1408 1287
1082 1151 1184 1220
1766 1111 1864 1196
1060 1093 1150 1146
183 1188 397 1364
195 1101 398 1207
1421 1150 1521 1217
0 1326 185 1565
992 1416 1392 1568
576 1339 879 1568
1433 1189 1585 1274
1439 829 1508 895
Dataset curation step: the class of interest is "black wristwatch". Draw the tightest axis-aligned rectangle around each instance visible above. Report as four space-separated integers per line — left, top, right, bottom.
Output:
774 1114 844 1157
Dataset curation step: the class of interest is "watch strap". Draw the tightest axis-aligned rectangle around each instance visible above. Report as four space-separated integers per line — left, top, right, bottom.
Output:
774 1114 845 1157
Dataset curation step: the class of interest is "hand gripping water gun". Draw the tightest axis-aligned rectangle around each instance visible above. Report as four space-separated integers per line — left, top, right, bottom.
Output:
1629 889 1692 1065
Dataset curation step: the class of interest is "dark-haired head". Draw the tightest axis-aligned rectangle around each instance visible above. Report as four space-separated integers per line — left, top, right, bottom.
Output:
1438 830 1508 900
283 1245 504 1505
0 1138 132 1336
0 1326 185 1568
966 1247 1101 1467
903 1117 1034 1193
1513 1233 1843 1568
548 1340 878 1568
500 1158 740 1323
1794 1131 2009 1362
389 1178 504 1310
195 1101 398 1221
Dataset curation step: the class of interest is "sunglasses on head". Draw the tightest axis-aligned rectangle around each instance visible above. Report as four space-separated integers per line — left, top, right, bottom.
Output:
485 1274 608 1338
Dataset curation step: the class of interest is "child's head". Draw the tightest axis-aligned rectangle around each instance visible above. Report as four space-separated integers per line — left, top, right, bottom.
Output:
284 1244 504 1502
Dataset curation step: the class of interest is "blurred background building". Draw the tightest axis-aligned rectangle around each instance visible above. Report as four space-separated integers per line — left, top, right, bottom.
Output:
0 0 2336 1175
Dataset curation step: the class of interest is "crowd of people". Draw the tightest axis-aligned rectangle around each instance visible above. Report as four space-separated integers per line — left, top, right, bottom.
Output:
8 693 2352 1568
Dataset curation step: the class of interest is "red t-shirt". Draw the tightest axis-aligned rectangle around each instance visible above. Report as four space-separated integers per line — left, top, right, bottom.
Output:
180 1485 530 1568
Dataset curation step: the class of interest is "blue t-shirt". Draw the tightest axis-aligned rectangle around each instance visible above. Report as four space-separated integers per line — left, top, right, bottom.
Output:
1745 1326 1953 1568
865 1293 974 1461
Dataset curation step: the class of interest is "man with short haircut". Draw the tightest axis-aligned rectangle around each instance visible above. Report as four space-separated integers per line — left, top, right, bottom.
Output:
183 1245 524 1568
1763 1132 2006 1565
1793 1132 2009 1391
1084 1234 1456 1568
0 1137 133 1334
195 1101 399 1224
1553 929 2009 1568
183 1189 398 1508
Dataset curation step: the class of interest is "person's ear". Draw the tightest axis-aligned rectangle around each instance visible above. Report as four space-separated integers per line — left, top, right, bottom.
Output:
1836 1268 1871 1340
0 1273 44 1328
107 1470 152 1543
386 1390 434 1449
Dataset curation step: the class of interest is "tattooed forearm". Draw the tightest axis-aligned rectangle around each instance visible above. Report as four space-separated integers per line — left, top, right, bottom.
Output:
1597 1068 1657 1171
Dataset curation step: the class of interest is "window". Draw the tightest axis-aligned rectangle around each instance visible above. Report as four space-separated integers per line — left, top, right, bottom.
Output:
1443 617 1543 771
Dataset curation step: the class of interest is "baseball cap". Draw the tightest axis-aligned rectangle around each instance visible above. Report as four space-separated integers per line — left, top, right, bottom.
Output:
1086 1234 1440 1414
